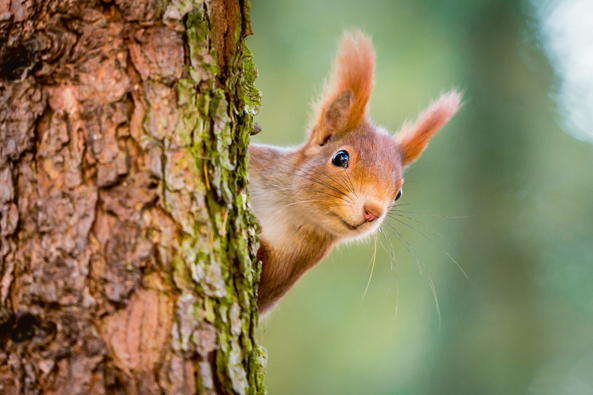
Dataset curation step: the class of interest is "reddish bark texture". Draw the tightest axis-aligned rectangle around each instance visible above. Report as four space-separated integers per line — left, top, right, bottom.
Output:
0 0 263 394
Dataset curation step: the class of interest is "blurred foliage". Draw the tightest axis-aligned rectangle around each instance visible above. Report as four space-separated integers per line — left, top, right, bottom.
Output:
248 0 593 394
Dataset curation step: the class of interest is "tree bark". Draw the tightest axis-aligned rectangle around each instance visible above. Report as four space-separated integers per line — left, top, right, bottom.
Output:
0 0 265 394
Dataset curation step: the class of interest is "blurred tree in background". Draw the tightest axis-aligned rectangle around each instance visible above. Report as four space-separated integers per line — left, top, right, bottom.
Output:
248 0 593 394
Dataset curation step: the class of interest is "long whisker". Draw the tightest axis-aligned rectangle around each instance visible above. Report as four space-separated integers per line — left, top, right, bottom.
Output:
259 168 346 196
284 199 325 207
254 166 357 205
427 274 441 324
383 221 441 322
391 203 413 209
282 166 352 200
250 185 305 197
328 165 355 197
403 167 420 179
379 227 399 320
253 185 345 201
379 227 395 272
383 221 422 274
386 216 470 282
386 212 448 242
298 166 357 205
360 232 378 307
255 168 350 202
389 208 469 219
344 168 359 199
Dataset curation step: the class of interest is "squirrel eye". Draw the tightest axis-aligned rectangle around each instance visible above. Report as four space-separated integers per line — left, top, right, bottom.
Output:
394 189 403 201
331 150 349 168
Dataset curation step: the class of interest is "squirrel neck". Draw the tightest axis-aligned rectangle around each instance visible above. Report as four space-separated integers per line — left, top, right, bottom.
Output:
249 143 337 313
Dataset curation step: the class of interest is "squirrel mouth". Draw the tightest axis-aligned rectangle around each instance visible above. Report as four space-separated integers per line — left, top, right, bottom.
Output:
338 217 362 231
329 212 364 231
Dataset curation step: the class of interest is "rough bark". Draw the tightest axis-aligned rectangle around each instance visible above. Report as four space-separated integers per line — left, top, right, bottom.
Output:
0 0 265 394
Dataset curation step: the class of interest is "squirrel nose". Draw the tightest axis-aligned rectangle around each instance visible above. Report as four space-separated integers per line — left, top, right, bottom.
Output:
363 204 383 222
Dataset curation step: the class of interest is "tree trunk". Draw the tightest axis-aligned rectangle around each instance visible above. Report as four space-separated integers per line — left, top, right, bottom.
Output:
0 0 265 394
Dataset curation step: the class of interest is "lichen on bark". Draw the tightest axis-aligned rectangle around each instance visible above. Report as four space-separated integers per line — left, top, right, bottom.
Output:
0 0 264 394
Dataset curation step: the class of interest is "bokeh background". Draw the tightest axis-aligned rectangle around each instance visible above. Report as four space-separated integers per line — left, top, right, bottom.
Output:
247 0 593 394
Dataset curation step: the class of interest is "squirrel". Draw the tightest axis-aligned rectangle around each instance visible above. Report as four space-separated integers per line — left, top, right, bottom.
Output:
249 31 462 314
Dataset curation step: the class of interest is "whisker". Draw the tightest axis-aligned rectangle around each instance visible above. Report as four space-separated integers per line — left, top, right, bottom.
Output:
254 166 357 205
386 212 448 243
285 166 352 201
255 169 350 200
383 221 441 322
426 272 441 324
253 185 345 201
378 227 395 272
300 168 357 205
389 208 469 219
359 232 378 307
344 168 359 199
386 216 470 282
403 167 420 179
383 222 422 274
328 165 355 197
391 203 413 209
379 227 399 320
284 199 325 207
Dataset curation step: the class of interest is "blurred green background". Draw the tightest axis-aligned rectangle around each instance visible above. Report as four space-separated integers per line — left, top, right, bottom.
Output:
247 0 593 394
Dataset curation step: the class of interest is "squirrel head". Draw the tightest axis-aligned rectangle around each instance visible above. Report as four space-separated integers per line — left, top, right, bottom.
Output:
292 31 462 239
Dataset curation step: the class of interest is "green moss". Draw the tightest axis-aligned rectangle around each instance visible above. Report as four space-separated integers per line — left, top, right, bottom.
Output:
158 1 266 393
239 46 262 117
186 8 221 84
255 345 268 393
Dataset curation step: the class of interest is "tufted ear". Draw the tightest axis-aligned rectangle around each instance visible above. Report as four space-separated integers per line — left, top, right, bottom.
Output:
308 31 375 146
310 91 353 145
395 90 462 165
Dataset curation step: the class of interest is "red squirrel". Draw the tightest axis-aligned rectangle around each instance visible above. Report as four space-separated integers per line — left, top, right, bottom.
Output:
249 32 462 314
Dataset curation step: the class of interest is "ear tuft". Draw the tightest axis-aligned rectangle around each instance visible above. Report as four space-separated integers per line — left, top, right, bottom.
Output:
395 90 462 165
308 31 375 146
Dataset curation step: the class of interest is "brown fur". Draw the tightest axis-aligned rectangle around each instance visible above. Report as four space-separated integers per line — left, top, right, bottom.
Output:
257 234 335 313
249 32 462 315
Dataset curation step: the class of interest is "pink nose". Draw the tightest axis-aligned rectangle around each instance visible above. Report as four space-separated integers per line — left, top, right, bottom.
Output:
363 204 382 222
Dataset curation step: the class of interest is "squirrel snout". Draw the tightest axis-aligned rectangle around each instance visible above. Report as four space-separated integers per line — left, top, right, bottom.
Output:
363 203 383 222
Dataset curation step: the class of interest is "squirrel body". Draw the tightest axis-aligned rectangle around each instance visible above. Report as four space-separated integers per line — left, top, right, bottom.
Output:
249 32 462 314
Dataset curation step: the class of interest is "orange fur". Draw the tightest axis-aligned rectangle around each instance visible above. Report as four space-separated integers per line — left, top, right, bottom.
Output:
395 90 462 165
311 31 375 135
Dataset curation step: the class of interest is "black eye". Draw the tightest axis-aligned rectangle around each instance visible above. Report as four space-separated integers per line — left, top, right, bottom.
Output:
394 189 403 201
331 150 349 168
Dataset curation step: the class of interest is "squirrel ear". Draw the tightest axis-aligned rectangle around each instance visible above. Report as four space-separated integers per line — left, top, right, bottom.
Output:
395 90 462 166
310 91 353 145
308 31 375 147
